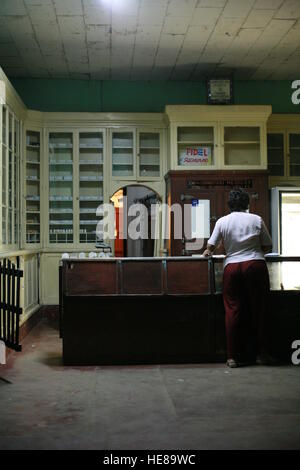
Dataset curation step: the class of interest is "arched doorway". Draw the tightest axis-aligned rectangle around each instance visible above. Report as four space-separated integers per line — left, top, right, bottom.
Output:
110 185 161 257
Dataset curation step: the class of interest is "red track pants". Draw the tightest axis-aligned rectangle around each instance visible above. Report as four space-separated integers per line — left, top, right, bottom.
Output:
222 259 270 360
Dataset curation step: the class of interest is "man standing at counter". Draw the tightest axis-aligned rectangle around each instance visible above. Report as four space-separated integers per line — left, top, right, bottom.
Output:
203 189 274 368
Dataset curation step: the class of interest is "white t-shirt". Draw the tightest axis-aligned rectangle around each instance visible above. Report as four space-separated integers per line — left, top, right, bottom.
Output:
207 211 272 268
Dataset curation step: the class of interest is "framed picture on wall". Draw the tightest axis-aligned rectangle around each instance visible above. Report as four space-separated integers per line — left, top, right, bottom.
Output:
207 78 233 104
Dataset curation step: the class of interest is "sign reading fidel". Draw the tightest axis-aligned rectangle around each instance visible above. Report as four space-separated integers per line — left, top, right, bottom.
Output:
179 146 212 166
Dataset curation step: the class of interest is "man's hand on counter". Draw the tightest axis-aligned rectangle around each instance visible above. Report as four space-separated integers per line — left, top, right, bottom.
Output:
203 243 215 257
203 249 212 257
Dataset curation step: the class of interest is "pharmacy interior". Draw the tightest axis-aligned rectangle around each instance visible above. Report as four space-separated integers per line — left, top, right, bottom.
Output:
0 68 300 363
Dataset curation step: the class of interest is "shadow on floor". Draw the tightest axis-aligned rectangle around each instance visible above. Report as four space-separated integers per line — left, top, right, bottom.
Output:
38 353 63 368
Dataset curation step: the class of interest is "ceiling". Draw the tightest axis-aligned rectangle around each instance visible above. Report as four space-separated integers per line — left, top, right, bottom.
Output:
1 0 300 81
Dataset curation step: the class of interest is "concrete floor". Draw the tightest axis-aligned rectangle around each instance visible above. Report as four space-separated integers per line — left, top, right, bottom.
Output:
0 319 300 450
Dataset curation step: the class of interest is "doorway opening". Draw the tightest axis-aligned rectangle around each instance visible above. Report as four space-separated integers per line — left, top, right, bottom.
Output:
110 185 161 257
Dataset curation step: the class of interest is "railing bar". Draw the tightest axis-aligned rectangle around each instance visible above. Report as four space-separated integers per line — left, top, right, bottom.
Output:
15 264 21 348
11 263 16 345
0 257 23 351
7 260 12 344
2 259 7 344
0 261 2 340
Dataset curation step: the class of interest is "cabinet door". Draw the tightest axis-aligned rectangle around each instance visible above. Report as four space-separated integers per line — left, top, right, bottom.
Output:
48 132 74 244
1 106 7 245
267 132 285 177
25 130 41 244
79 131 104 244
14 119 20 246
137 130 161 179
111 130 135 178
288 132 300 177
177 125 215 167
173 192 217 256
8 112 13 244
223 125 261 167
1 108 20 248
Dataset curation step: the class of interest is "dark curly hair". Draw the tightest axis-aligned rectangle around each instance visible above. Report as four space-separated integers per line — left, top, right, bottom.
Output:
228 188 250 212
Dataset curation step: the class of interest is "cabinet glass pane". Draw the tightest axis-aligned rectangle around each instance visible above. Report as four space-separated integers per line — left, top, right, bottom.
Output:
49 133 73 243
139 132 160 177
8 113 13 244
177 127 214 166
289 133 300 177
26 131 40 244
79 132 104 244
1 107 7 244
267 133 284 176
224 126 260 166
112 132 134 177
14 118 19 244
2 106 6 143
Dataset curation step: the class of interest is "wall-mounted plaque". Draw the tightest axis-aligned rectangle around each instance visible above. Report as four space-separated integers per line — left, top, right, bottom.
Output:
207 78 233 104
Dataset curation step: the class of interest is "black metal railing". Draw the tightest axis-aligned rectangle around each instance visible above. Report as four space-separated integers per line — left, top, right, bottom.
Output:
0 258 23 351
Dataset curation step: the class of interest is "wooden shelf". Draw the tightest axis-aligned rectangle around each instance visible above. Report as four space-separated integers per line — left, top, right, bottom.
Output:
224 141 260 144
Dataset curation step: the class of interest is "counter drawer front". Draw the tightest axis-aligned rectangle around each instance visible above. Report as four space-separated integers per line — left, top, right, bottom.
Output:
122 261 163 294
65 261 117 295
166 261 209 294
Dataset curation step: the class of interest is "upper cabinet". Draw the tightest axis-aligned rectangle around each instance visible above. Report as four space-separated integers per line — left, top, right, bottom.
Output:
25 129 41 245
79 131 104 244
110 128 162 181
46 129 105 247
111 129 135 178
48 132 74 245
166 105 272 171
138 130 161 178
267 115 300 186
22 113 166 249
0 104 20 250
222 125 261 167
177 125 216 167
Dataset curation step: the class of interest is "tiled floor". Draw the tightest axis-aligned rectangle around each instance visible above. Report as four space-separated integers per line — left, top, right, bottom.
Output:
0 319 300 450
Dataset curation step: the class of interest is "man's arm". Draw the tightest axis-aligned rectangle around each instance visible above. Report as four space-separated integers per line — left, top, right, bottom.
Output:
203 243 215 257
261 245 272 254
203 220 222 257
260 219 273 255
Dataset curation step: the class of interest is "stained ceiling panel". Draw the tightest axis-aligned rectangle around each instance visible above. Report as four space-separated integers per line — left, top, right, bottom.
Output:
0 0 300 80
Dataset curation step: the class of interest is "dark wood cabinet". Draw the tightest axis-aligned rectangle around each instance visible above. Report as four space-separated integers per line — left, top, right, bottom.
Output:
165 170 270 256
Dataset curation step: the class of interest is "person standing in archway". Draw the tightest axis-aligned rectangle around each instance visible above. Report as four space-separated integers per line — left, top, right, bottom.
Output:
203 188 275 368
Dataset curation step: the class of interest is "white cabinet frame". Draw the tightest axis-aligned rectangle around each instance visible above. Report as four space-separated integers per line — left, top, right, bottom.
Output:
45 127 107 249
166 105 271 172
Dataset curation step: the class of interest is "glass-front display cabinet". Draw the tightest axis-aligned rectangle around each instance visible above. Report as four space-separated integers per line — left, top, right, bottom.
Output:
0 104 20 249
213 256 300 293
166 105 271 170
267 115 300 185
79 132 104 244
112 130 135 178
47 130 105 247
25 130 41 244
288 132 300 177
138 130 161 179
48 132 74 244
267 132 285 177
111 128 161 180
1 106 7 245
177 126 215 167
222 126 261 167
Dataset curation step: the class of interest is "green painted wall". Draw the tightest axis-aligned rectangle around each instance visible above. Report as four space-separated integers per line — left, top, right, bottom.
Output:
10 78 300 114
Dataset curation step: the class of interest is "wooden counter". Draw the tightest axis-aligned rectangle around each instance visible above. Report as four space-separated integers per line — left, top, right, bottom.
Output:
60 256 300 365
